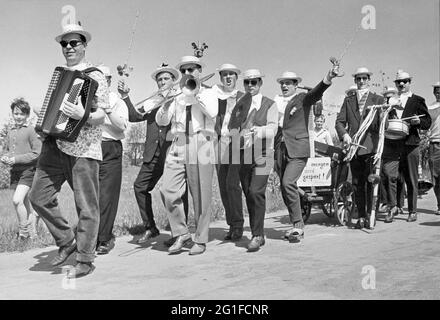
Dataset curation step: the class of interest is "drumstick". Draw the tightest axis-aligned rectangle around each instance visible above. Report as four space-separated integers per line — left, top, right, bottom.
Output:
399 114 426 121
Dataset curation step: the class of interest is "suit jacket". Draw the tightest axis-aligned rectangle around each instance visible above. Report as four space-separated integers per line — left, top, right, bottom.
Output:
388 94 431 146
335 91 384 155
282 81 330 158
123 96 171 163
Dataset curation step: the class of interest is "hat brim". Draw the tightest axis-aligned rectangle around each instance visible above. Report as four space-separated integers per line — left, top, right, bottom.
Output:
276 77 302 84
217 68 241 75
55 30 91 43
352 72 373 77
151 68 180 81
175 61 205 70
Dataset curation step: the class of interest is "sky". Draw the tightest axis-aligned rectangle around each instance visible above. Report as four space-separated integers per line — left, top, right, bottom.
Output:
0 0 438 125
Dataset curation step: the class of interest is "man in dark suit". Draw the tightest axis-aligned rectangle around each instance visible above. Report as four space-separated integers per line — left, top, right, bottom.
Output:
281 63 341 242
394 70 431 222
119 64 188 245
335 67 384 229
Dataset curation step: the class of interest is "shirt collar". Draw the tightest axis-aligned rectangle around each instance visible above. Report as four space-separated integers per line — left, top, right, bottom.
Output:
212 84 238 99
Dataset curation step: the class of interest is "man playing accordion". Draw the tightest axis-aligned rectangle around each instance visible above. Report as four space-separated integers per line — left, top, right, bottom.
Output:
30 22 110 278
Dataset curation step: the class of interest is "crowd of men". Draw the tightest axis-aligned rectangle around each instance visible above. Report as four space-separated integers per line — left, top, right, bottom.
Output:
4 21 439 279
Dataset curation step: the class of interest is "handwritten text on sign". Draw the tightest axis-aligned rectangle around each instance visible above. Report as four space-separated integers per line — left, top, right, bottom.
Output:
298 157 332 187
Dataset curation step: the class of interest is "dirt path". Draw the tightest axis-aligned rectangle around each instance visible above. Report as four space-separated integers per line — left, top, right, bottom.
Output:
1 192 440 300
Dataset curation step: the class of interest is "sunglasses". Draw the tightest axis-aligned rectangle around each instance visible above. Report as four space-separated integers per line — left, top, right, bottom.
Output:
394 79 410 84
180 67 196 73
244 79 259 86
355 76 369 81
60 40 83 48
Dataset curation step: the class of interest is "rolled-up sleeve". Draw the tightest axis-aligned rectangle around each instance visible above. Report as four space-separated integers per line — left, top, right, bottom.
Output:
155 100 174 126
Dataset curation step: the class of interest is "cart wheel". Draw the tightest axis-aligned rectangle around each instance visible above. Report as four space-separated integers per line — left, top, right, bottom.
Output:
334 181 354 226
321 202 334 218
300 197 312 223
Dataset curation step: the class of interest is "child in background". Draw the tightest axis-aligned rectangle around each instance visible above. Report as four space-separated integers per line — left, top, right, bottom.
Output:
1 98 42 239
313 114 333 145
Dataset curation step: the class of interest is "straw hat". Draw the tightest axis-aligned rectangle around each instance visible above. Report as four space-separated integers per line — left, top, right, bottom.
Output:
217 63 241 75
55 22 91 43
395 70 412 81
276 71 302 84
432 81 440 88
242 69 264 80
150 63 179 81
345 85 358 95
352 67 373 77
175 56 205 70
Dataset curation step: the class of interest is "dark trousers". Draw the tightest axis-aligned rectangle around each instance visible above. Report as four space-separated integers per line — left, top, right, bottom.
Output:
382 159 399 207
98 140 123 243
239 148 272 236
398 145 420 213
134 146 188 232
281 156 307 225
350 154 373 218
29 138 99 263
274 141 290 209
216 141 244 230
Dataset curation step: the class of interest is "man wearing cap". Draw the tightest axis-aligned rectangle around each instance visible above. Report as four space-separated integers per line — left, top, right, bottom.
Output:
393 70 431 222
345 85 358 97
30 23 109 277
281 63 341 241
95 65 128 254
427 81 440 215
156 56 217 255
211 63 247 241
273 71 302 184
232 69 277 252
335 67 384 229
118 64 189 247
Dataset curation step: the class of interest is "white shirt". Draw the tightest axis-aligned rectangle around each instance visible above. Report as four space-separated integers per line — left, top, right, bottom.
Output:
102 92 129 140
155 86 218 136
428 101 440 142
399 91 413 109
274 93 297 127
212 84 238 136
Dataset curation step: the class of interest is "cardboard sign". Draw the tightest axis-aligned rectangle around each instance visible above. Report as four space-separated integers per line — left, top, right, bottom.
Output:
297 157 332 187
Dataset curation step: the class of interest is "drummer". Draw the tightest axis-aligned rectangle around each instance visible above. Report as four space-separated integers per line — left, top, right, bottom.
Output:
428 81 440 215
381 87 406 223
393 70 431 223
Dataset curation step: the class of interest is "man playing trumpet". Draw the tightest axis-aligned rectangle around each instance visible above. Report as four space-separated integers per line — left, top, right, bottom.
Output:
156 56 217 255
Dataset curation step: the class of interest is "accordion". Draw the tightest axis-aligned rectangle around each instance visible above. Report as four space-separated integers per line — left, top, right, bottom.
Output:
35 66 99 142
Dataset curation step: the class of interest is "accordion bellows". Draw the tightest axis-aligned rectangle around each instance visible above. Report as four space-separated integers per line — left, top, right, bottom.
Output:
36 66 99 142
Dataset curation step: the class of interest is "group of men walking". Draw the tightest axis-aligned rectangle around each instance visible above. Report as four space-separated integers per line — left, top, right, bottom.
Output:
25 21 439 280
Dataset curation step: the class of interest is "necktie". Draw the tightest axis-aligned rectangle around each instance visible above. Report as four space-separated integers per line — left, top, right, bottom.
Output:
185 105 192 136
358 92 368 117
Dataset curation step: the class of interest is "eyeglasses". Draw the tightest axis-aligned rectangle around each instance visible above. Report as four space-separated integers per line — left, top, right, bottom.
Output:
394 79 410 84
60 40 83 48
180 67 196 74
355 76 369 81
244 79 259 86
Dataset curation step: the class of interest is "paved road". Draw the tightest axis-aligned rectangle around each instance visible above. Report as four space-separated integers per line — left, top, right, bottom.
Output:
1 192 439 300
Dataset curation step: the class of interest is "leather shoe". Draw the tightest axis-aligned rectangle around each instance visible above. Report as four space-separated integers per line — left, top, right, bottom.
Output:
354 217 366 229
168 233 192 254
51 241 77 266
284 228 304 243
224 228 233 240
396 207 403 216
247 236 265 252
384 207 397 223
67 262 95 279
189 243 206 255
96 239 115 255
436 210 440 216
407 212 417 222
231 229 243 241
137 228 160 244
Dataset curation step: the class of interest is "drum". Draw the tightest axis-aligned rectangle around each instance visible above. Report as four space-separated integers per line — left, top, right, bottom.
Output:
385 119 409 140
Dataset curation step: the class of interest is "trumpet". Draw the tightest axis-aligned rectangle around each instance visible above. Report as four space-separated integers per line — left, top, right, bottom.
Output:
134 72 214 109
